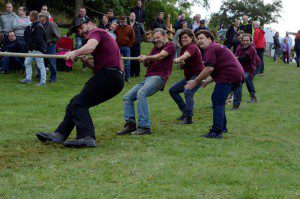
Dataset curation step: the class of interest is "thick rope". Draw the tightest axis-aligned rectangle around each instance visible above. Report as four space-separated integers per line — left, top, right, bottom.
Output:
0 52 140 61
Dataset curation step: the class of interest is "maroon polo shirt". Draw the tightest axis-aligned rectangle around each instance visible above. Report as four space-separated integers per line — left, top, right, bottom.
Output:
86 28 123 74
145 41 175 82
204 42 244 83
180 43 204 79
235 44 257 77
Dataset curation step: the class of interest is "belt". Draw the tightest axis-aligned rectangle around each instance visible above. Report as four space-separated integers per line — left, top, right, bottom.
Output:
105 67 124 76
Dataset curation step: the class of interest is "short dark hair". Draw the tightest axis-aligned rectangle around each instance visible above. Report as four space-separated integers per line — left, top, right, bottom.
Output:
195 30 214 42
20 6 28 13
178 28 196 47
30 11 39 21
7 31 15 36
79 7 86 11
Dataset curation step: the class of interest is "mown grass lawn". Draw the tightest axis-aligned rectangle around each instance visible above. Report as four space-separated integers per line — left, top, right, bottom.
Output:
0 42 299 198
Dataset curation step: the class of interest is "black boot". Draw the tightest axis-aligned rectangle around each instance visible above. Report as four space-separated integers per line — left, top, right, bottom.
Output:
179 116 192 124
176 112 186 121
247 93 257 103
131 127 151 135
116 122 137 135
36 132 65 144
231 105 239 110
63 136 96 148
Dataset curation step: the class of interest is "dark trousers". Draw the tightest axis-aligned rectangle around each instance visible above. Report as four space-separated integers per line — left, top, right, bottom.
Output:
55 68 124 139
169 76 201 117
283 51 290 64
233 72 255 107
211 83 236 134
226 42 239 54
130 43 141 77
255 48 265 75
1 56 23 72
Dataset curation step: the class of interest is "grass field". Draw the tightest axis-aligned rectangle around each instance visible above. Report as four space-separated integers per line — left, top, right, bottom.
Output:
0 42 299 198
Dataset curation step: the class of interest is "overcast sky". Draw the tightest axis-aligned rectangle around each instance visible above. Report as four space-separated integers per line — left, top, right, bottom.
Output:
191 0 300 36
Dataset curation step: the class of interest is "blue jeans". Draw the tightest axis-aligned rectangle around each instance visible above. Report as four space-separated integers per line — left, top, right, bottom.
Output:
25 50 46 83
119 46 131 80
123 76 164 128
233 72 255 107
75 36 84 49
211 83 235 134
76 36 86 69
226 42 239 54
1 56 23 72
169 76 201 117
46 44 57 81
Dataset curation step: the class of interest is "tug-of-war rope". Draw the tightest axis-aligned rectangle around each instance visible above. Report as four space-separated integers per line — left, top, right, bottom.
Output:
0 52 140 61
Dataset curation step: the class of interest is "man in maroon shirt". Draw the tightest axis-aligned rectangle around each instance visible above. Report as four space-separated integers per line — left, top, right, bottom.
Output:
117 28 175 135
36 18 124 147
186 30 244 139
232 34 258 109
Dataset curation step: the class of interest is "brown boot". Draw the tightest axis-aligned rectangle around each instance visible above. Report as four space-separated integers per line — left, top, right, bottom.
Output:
116 122 137 135
247 93 257 103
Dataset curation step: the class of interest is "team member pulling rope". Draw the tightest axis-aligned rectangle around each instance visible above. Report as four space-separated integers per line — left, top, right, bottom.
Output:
36 18 124 147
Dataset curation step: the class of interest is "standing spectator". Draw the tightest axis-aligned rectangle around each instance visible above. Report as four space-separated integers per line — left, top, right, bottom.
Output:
282 39 290 64
20 11 47 86
109 22 118 40
129 12 145 77
194 19 210 34
282 32 293 62
116 28 175 135
0 31 25 74
253 21 266 76
151 12 166 30
226 19 240 53
131 0 145 24
0 3 17 46
174 21 188 59
191 14 201 32
115 15 135 82
39 12 61 83
294 30 300 67
41 5 54 22
98 15 110 31
13 6 31 52
66 7 90 70
174 14 189 31
66 7 90 49
239 15 253 36
273 32 281 63
107 9 117 23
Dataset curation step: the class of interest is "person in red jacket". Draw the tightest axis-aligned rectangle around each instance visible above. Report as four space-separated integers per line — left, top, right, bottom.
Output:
253 21 266 76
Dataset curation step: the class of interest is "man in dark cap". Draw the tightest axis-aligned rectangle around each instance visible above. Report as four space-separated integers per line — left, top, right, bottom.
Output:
36 18 124 148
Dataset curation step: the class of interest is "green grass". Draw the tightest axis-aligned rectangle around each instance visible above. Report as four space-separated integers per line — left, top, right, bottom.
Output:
0 42 299 198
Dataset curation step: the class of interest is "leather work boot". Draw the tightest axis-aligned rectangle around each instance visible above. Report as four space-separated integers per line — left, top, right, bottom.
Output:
179 116 193 124
36 132 65 144
63 136 96 148
176 112 186 121
247 93 257 103
116 122 137 135
131 128 151 135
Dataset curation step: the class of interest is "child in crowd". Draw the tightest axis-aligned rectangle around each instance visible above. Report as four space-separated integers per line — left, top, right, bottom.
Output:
282 39 290 64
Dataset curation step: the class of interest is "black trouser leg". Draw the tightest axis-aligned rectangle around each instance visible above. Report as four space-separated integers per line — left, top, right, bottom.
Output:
130 43 141 77
55 69 124 139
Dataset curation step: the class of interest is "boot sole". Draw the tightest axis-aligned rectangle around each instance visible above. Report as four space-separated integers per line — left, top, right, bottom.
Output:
36 133 64 143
